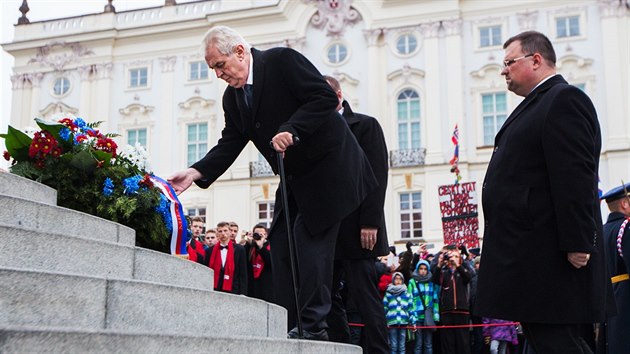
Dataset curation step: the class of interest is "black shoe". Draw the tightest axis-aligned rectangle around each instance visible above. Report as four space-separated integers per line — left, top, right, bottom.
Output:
287 327 329 341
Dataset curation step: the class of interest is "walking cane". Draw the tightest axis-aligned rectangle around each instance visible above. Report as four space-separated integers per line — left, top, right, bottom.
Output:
272 136 303 339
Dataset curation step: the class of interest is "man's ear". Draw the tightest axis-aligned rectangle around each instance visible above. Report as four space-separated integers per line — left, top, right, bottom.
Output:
234 44 246 60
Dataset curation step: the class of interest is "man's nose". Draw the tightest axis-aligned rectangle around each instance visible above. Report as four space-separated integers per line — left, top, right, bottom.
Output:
214 68 223 77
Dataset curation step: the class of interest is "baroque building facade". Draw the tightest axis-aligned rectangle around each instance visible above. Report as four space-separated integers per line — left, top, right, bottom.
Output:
3 0 629 249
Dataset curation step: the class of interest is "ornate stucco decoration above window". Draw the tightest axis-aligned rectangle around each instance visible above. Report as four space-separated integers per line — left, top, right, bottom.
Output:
119 103 155 116
39 102 79 120
28 41 94 72
304 0 361 37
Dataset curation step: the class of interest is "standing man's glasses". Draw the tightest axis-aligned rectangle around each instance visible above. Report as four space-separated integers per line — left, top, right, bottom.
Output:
503 53 534 69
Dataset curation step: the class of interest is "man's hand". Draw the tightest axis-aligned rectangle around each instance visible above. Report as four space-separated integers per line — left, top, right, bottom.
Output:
271 132 295 153
567 252 591 269
360 227 378 250
167 168 202 195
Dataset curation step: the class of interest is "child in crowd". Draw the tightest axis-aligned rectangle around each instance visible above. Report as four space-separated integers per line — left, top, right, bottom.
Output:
482 318 518 354
408 260 440 354
383 272 412 354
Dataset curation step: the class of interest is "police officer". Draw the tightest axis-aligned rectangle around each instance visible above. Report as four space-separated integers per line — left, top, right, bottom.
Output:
602 182 630 353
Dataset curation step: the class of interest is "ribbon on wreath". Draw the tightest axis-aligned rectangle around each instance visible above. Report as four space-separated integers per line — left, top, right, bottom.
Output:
150 175 188 255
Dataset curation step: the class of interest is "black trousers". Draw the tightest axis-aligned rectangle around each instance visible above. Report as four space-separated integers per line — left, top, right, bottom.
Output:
327 258 389 354
270 208 339 332
440 312 471 354
521 323 593 354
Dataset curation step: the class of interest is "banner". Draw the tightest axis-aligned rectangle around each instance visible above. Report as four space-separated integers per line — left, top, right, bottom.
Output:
438 182 479 249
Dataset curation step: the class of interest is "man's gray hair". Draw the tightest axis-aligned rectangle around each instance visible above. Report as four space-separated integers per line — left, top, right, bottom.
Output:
201 25 251 56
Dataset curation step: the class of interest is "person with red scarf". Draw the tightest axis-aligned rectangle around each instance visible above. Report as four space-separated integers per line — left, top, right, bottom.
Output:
202 221 248 294
187 216 206 263
245 224 274 302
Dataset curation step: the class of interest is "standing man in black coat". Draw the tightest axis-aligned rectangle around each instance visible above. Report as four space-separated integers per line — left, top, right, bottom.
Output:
168 26 377 340
601 182 630 353
475 31 611 353
323 76 389 353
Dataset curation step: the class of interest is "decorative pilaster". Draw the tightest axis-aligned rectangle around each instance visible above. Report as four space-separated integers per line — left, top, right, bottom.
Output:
362 28 385 47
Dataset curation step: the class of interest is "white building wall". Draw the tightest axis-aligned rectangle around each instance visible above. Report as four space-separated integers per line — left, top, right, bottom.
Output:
2 0 629 249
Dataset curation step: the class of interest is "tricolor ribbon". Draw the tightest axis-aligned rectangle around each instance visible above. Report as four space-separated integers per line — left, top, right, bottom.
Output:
150 175 188 255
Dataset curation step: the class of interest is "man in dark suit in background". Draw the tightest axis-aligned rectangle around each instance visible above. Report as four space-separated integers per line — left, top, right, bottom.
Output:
168 25 377 340
324 75 389 353
475 31 611 353
601 182 630 354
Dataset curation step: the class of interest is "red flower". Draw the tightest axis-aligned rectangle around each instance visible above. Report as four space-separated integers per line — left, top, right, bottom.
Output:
95 137 118 157
58 118 77 130
34 159 46 169
75 135 88 143
87 129 102 138
3 151 10 161
50 147 62 158
96 160 105 168
29 131 59 159
139 174 154 188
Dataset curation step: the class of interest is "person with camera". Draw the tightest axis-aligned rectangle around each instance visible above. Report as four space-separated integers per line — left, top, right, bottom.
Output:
431 247 473 354
244 224 274 302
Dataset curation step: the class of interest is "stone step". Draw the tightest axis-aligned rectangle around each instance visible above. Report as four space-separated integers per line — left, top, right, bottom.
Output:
0 195 135 246
0 268 286 338
0 172 57 206
0 326 361 354
0 223 214 291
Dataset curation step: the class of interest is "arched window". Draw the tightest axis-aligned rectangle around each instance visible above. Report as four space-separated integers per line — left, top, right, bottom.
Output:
397 89 421 150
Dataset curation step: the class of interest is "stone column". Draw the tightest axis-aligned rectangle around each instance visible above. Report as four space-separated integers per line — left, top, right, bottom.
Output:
443 19 465 163
363 28 385 119
420 21 443 165
28 72 44 122
10 74 32 130
158 56 177 176
77 65 94 119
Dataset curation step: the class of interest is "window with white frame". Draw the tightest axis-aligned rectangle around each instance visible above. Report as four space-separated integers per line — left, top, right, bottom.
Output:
556 15 580 38
397 89 421 150
52 77 71 97
479 25 502 48
189 61 209 81
127 128 147 147
187 123 208 167
400 192 422 239
129 67 148 88
326 43 348 64
396 33 418 55
482 92 508 146
257 202 275 229
187 208 206 224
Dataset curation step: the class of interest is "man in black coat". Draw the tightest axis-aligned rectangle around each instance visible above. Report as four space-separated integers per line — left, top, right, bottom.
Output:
323 76 389 353
601 183 630 353
168 25 377 340
475 31 611 353
202 222 248 295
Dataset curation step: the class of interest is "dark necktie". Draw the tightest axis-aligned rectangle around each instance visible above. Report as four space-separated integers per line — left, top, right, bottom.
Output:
242 84 253 108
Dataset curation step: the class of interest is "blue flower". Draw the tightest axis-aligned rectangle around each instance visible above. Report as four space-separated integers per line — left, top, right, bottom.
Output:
59 127 71 141
122 175 142 195
155 194 173 234
103 178 115 197
74 117 87 131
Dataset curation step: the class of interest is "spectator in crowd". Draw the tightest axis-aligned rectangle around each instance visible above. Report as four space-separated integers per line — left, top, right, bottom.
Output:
432 248 473 354
204 229 217 248
245 224 274 302
168 25 377 340
396 242 415 284
377 254 396 299
383 272 412 354
470 256 483 354
187 216 206 262
323 75 389 354
408 259 439 354
475 30 610 353
202 221 248 295
229 221 239 244
482 318 518 354
601 182 630 353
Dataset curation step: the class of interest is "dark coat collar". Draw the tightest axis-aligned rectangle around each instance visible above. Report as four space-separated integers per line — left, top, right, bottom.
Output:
341 100 359 125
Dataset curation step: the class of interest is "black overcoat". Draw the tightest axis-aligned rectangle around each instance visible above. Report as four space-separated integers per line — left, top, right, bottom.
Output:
202 243 248 295
476 75 609 323
603 211 630 352
191 48 377 235
336 100 389 259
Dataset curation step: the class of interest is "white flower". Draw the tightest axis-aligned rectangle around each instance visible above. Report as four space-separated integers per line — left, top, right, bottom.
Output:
118 143 152 172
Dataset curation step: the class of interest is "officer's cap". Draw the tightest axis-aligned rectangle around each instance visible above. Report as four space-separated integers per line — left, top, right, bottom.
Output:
601 182 630 203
